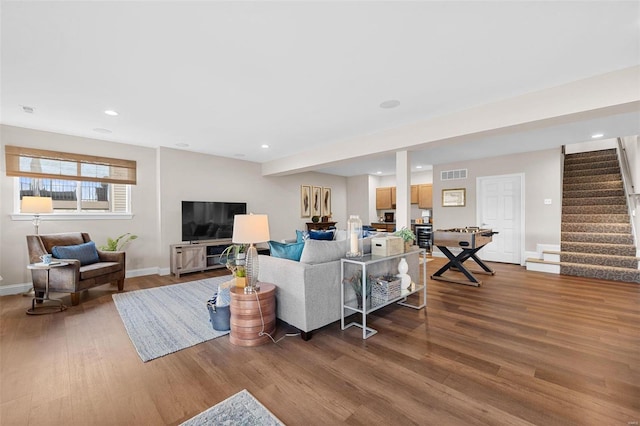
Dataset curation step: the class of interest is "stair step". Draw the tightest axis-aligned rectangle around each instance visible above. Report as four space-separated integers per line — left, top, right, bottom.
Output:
562 214 630 223
562 196 626 206
564 149 616 160
563 180 623 191
559 252 639 269
564 167 620 178
563 188 625 198
561 241 637 257
561 232 634 245
559 262 640 284
563 205 628 215
564 159 619 172
561 222 632 234
563 174 622 184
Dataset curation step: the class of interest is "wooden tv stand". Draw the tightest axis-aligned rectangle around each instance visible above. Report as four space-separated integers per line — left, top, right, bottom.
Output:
170 239 232 278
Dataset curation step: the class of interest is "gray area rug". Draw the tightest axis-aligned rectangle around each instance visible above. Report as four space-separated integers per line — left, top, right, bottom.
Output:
113 276 232 362
181 389 285 426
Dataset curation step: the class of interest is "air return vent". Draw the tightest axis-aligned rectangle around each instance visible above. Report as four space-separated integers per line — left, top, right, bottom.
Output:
440 169 468 181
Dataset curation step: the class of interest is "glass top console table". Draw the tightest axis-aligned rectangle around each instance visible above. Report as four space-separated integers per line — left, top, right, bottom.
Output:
341 249 426 339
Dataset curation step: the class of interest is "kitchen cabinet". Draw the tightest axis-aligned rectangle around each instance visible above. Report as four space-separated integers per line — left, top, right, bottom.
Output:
418 184 433 209
411 185 418 204
376 187 395 209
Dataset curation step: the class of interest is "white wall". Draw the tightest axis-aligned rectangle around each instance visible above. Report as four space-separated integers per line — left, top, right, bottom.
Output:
0 126 348 288
346 175 370 224
433 148 562 252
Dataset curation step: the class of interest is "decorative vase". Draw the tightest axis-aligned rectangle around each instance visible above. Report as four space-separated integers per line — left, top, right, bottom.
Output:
397 257 411 289
346 215 363 258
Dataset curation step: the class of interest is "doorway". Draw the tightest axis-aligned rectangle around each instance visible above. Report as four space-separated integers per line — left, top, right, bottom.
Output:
476 174 524 264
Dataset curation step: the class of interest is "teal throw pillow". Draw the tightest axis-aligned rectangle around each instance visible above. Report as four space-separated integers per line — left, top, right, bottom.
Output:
308 229 334 240
52 241 100 266
268 240 305 261
295 230 309 243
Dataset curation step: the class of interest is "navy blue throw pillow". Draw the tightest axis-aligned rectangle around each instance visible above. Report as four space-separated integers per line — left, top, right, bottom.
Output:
308 230 334 240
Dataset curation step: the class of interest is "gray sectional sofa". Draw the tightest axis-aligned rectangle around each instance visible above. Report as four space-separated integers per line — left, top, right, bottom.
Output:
258 236 419 340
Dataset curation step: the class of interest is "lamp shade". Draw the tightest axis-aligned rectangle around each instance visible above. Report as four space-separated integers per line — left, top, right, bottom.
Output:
21 196 53 214
232 214 270 244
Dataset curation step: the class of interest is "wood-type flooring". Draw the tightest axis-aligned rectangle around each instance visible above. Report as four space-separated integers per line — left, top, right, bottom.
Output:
1 257 638 425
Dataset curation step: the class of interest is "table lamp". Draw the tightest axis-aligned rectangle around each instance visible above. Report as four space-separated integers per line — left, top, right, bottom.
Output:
21 196 53 234
232 214 270 293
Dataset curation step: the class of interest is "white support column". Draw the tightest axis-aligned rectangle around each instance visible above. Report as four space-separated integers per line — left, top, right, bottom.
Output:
395 151 411 231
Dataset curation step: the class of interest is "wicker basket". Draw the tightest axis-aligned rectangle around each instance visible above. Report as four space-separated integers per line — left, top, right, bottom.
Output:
371 275 401 306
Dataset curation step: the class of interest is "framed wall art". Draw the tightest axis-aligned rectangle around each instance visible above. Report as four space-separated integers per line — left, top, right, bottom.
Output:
322 187 331 217
312 186 322 217
442 188 466 207
300 185 311 217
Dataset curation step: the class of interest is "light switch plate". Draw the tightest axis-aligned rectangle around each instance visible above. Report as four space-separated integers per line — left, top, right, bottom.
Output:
544 199 552 205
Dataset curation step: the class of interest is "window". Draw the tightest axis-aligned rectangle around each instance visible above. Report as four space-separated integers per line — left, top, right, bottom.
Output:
18 177 130 212
5 145 136 214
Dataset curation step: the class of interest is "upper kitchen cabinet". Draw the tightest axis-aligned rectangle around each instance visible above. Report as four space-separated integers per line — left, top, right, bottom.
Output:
376 187 396 209
411 185 419 204
418 184 433 209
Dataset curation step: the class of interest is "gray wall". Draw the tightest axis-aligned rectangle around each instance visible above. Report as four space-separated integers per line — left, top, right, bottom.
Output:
0 125 347 289
433 148 562 252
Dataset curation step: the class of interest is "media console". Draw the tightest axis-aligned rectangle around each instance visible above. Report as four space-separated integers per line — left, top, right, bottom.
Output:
170 239 233 278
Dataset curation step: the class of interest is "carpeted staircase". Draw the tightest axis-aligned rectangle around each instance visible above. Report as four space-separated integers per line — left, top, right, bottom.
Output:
561 149 640 283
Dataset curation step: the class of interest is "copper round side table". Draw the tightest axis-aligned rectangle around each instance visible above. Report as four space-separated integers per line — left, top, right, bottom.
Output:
229 283 276 346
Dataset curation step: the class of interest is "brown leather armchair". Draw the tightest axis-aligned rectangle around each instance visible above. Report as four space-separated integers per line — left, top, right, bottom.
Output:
27 232 125 305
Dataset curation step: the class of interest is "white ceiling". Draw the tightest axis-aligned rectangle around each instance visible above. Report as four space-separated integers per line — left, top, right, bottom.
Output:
2 1 639 177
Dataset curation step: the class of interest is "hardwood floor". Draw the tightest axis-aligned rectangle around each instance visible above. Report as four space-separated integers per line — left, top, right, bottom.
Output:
1 258 638 425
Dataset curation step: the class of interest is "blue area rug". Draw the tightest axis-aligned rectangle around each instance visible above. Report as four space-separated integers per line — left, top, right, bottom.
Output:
180 389 285 426
113 276 232 362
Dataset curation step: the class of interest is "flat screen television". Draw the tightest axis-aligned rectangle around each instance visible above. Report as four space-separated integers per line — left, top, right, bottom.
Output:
182 201 247 242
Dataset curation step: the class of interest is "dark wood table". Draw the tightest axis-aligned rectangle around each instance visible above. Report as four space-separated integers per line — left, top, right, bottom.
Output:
306 221 337 231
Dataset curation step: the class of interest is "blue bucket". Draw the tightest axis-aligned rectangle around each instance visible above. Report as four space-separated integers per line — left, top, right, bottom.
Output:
207 300 230 331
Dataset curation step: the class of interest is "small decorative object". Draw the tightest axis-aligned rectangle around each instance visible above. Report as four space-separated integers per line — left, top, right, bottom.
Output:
311 215 320 223
235 265 247 288
346 214 363 258
343 270 371 309
442 188 466 207
99 233 138 251
394 227 416 252
397 257 411 289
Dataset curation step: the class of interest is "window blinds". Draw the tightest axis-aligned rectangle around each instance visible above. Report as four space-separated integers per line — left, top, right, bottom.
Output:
5 145 136 185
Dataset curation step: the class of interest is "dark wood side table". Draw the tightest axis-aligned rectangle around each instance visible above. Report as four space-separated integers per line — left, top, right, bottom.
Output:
306 221 337 231
229 283 276 346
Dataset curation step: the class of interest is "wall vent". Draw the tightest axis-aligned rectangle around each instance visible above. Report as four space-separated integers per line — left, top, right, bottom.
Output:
440 169 468 181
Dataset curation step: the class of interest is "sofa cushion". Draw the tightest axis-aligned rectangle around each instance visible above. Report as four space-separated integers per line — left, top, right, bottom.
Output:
80 261 121 280
300 239 347 264
52 241 100 266
269 240 305 261
308 229 334 240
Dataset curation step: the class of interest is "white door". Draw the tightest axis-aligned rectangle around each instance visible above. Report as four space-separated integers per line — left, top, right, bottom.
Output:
476 174 523 264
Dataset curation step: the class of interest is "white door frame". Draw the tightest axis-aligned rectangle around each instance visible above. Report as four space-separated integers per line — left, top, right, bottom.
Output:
476 173 526 265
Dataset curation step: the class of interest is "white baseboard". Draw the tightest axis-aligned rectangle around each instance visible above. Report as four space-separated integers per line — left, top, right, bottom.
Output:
0 267 161 296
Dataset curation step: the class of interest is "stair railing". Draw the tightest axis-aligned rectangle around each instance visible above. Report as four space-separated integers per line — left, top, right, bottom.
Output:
617 137 639 249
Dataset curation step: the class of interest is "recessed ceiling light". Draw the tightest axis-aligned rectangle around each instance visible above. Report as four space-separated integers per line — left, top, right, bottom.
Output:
415 165 423 169
104 110 119 116
591 133 604 139
376 171 382 174
261 144 269 149
379 100 400 109
175 142 189 148
22 105 34 113
93 128 112 134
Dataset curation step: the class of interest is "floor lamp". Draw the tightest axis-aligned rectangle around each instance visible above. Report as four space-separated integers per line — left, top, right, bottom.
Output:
21 196 53 234
232 214 270 294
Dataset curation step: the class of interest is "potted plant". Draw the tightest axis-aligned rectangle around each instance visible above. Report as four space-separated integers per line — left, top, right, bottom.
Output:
220 244 247 287
99 233 138 251
394 227 416 252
